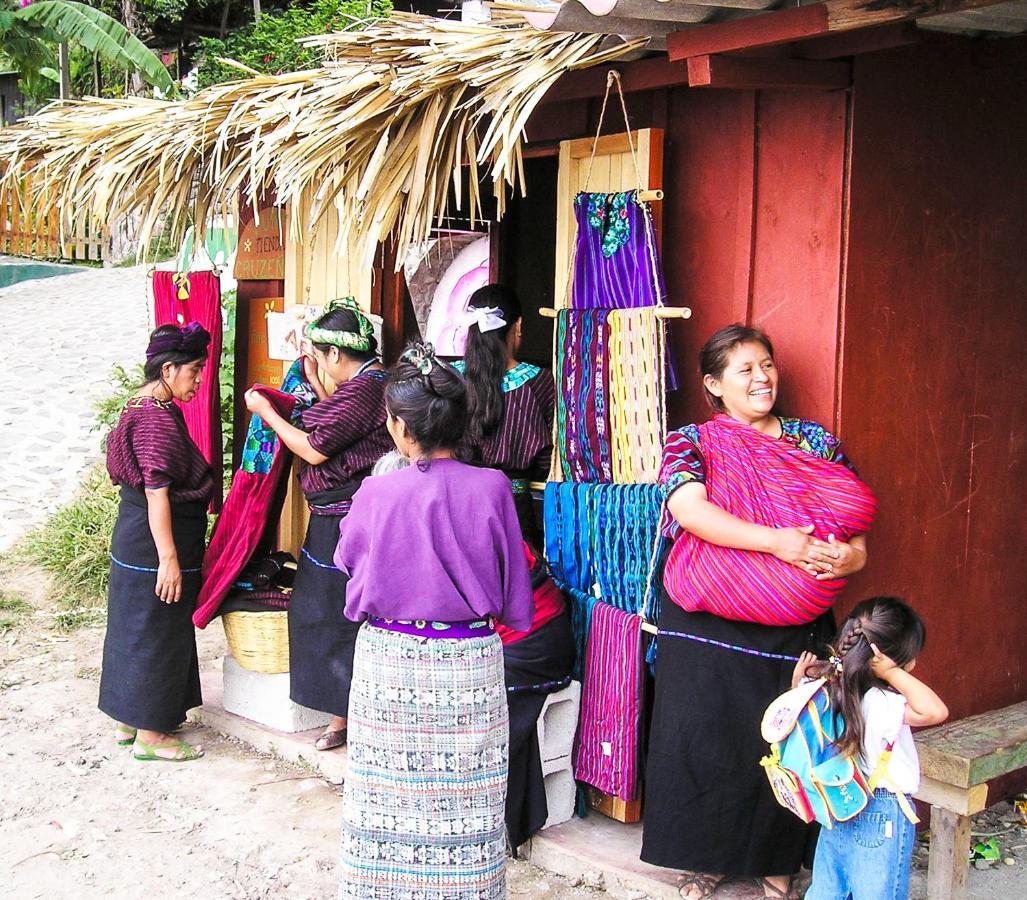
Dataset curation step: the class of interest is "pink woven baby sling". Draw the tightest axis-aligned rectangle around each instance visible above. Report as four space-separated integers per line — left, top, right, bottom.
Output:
663 415 877 626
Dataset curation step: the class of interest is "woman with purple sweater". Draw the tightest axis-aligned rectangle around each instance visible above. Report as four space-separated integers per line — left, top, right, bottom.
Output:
333 343 534 899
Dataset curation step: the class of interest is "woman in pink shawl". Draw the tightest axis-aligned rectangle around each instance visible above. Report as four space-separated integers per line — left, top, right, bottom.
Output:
641 325 876 900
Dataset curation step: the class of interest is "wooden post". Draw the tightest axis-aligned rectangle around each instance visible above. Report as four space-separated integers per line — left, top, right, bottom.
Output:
927 807 972 900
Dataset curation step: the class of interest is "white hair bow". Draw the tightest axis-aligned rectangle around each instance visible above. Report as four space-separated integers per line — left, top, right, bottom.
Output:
463 306 506 334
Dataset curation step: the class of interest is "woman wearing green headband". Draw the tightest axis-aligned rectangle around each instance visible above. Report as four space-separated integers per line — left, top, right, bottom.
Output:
245 299 392 751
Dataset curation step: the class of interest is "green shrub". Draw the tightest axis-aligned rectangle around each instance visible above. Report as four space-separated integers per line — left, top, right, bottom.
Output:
195 0 392 89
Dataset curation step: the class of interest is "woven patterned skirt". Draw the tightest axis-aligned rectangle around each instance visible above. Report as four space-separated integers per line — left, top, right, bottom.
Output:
339 621 509 899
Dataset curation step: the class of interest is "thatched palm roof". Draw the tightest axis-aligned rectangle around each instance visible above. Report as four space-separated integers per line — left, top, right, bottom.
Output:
0 13 641 263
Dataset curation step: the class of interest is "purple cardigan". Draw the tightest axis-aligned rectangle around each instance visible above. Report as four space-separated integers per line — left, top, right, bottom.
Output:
334 458 534 631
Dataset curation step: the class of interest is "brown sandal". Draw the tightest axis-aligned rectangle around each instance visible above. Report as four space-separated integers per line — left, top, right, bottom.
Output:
677 871 722 899
314 728 347 751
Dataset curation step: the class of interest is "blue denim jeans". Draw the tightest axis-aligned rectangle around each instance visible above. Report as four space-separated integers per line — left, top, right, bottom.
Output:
805 790 916 900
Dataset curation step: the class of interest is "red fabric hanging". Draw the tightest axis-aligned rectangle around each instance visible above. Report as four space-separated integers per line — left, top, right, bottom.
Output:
193 386 298 629
151 270 224 512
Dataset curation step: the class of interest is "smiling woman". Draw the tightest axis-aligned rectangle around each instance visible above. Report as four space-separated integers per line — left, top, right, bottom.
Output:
641 324 878 900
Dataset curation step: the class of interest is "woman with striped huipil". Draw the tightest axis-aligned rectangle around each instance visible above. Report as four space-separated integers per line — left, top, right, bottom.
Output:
641 325 877 900
457 284 574 852
101 323 214 761
244 300 391 752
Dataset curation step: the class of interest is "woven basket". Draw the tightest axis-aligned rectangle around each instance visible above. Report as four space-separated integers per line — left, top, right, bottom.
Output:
222 610 290 674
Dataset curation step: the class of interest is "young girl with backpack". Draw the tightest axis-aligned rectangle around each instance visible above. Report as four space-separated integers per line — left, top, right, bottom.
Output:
797 597 948 900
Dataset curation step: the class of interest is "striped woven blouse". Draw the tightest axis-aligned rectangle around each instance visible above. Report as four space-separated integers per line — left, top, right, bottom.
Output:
454 361 556 482
659 416 854 539
106 398 214 504
297 369 393 497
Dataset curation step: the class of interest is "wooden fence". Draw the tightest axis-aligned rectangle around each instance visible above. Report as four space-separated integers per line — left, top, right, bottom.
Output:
0 176 106 263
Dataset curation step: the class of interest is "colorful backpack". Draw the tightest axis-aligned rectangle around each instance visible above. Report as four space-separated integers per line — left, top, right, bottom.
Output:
759 679 872 829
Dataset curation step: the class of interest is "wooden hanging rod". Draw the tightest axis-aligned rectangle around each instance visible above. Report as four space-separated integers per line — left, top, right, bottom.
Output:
539 306 691 319
637 189 664 202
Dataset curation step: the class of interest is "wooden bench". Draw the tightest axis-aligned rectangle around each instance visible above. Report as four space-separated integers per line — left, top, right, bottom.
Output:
914 700 1027 900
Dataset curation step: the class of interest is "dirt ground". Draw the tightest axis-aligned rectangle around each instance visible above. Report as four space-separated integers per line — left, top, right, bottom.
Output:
0 563 599 900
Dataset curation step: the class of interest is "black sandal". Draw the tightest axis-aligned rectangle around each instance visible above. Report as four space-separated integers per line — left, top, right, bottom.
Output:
314 728 347 751
757 877 799 899
676 871 722 899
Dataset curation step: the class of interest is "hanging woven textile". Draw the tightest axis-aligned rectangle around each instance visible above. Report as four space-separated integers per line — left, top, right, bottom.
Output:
574 602 644 802
152 270 224 511
544 482 662 613
608 308 666 482
572 190 666 310
193 361 315 628
555 309 613 482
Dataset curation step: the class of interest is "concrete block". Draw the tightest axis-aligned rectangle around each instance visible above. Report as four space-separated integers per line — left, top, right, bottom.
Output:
537 680 580 769
222 654 332 734
542 767 576 830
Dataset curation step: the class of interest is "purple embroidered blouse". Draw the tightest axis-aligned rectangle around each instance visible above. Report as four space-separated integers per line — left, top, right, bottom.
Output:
106 399 214 504
334 459 534 630
297 370 393 497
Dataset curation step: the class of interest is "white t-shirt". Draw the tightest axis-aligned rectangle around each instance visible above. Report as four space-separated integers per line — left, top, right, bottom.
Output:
859 687 920 795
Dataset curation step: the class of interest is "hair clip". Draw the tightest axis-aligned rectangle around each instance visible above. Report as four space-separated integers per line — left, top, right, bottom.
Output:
828 655 844 675
401 342 436 376
463 305 506 334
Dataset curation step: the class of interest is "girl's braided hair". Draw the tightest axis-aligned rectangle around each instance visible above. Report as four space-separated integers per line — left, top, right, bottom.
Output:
802 597 926 757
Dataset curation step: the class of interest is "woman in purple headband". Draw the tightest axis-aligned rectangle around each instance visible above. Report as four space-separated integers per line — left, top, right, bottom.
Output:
99 322 214 761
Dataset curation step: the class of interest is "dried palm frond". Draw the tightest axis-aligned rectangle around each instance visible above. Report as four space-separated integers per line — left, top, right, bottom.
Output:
0 13 643 264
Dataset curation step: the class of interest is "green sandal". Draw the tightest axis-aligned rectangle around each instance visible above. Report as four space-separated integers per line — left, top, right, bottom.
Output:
133 737 204 762
114 724 137 746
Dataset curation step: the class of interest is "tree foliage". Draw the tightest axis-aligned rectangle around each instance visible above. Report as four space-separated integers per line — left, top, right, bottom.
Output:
195 0 391 89
0 0 175 100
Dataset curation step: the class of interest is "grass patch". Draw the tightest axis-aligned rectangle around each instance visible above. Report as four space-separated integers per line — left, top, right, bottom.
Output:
0 590 32 630
19 467 119 631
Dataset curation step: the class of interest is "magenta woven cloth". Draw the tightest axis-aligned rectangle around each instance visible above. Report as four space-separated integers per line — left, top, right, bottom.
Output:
573 602 643 802
192 387 297 629
152 270 223 512
664 414 878 626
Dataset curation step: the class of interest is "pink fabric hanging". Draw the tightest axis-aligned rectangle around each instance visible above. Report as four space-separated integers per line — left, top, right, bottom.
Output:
151 270 223 512
573 601 643 802
193 386 298 629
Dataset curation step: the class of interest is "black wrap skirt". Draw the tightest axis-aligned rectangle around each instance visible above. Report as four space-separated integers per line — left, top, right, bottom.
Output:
640 580 834 877
288 487 361 718
98 487 206 732
503 612 575 851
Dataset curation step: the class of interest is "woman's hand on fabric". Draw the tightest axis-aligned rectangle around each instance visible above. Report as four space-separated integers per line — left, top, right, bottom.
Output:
809 533 866 580
155 556 182 604
791 651 818 689
244 388 272 419
770 524 820 574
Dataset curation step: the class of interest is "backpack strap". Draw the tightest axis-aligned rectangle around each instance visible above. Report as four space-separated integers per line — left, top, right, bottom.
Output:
867 741 920 824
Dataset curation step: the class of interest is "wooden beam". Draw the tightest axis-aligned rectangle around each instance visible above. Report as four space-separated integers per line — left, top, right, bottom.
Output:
667 0 1017 61
686 55 851 90
541 55 690 105
927 807 973 900
915 777 989 816
668 5 830 60
796 21 919 60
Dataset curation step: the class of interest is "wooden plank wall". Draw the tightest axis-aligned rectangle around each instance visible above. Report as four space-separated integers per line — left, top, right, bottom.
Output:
839 34 1027 721
0 174 104 262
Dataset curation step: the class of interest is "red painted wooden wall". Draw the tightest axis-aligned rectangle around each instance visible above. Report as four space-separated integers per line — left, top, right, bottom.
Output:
840 36 1027 720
